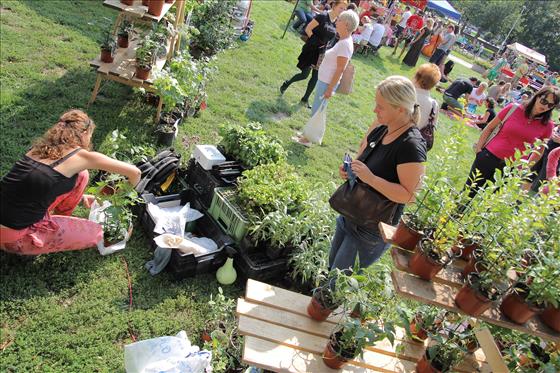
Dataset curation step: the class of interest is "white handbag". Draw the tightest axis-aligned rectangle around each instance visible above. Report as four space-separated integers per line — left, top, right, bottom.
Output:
302 101 328 145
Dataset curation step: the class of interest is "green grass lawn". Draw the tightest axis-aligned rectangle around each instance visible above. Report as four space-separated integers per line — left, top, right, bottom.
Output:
1 1 483 371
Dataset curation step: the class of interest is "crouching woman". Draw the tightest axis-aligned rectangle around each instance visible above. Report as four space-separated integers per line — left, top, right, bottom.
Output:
0 109 141 255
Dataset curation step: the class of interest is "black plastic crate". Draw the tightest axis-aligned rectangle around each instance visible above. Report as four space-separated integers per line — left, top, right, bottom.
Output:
186 158 242 209
140 190 234 279
234 248 288 283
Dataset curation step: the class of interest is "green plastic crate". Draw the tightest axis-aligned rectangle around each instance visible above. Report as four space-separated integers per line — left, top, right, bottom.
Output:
208 187 250 243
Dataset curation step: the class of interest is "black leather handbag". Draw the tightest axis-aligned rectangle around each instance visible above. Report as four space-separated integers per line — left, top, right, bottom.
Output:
329 126 399 229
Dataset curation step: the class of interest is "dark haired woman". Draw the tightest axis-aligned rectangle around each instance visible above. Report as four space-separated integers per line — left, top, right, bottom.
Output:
466 86 560 197
402 18 434 67
0 110 141 255
471 98 496 130
280 1 347 108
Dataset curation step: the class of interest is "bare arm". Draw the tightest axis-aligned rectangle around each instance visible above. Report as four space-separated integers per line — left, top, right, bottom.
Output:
474 111 490 125
411 29 425 44
80 151 141 187
474 114 502 153
324 56 348 98
305 18 319 38
352 161 426 203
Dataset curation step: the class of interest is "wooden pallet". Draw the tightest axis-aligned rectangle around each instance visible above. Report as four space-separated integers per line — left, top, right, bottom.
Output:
380 222 560 343
103 0 175 22
237 279 491 373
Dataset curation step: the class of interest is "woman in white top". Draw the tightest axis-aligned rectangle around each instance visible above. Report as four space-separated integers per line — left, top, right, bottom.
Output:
467 82 487 114
296 10 359 146
412 63 441 131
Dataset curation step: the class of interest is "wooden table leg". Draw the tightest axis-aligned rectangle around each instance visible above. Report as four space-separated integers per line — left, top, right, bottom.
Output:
155 96 163 123
112 12 124 36
87 74 103 107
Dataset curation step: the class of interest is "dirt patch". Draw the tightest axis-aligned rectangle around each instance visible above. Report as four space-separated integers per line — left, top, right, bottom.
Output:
0 6 13 15
41 66 67 78
269 111 290 122
182 135 201 148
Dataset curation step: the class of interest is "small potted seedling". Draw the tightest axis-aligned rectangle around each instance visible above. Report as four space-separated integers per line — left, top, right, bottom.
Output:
100 31 116 63
117 20 133 48
416 333 465 373
399 305 443 341
135 38 156 80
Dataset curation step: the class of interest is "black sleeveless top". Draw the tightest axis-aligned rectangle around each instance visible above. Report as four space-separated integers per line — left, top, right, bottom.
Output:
0 149 82 229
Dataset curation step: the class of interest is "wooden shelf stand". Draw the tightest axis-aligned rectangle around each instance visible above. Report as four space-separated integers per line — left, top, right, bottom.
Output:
237 279 491 373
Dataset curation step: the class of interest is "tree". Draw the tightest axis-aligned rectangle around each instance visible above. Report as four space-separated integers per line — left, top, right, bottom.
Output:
515 0 560 70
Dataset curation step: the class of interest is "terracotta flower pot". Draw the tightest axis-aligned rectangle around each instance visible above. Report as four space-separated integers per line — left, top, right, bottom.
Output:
121 0 134 5
322 339 350 370
307 295 334 321
165 0 174 3
462 249 486 278
135 66 151 80
392 216 423 251
500 289 542 325
148 0 165 16
142 0 149 6
201 330 212 342
410 318 428 340
455 278 495 317
451 238 479 260
539 304 560 332
117 35 129 48
100 49 114 63
416 351 441 373
408 242 444 281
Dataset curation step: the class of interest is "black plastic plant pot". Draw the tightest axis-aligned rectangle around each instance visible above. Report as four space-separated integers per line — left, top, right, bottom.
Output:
157 130 175 147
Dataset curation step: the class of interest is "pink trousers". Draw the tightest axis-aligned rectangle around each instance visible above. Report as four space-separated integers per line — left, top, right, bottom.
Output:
0 170 103 255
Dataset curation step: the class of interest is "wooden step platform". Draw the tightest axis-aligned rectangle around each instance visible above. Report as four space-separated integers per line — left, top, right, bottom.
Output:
103 0 174 22
379 222 560 343
237 279 490 373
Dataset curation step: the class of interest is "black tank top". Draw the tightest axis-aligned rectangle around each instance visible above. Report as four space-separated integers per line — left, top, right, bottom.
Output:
0 149 82 229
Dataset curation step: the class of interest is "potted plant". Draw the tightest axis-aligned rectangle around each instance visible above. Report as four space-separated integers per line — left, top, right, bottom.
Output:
121 0 134 6
416 334 465 373
399 305 443 341
307 281 340 322
323 315 395 369
117 20 133 48
500 282 544 325
156 117 178 146
135 38 157 80
148 0 165 17
455 272 501 317
142 0 149 6
100 31 116 63
462 247 487 277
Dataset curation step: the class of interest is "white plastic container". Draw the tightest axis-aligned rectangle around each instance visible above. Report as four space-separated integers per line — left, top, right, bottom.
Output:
193 145 226 170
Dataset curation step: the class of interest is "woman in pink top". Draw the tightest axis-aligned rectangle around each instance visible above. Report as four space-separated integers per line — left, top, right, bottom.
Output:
465 86 560 197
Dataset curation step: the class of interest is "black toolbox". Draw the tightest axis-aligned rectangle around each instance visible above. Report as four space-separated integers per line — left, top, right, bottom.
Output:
185 158 243 209
141 190 235 279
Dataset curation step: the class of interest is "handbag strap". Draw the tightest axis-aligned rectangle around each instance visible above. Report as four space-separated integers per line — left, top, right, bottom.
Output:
490 103 519 137
358 125 388 163
427 100 437 128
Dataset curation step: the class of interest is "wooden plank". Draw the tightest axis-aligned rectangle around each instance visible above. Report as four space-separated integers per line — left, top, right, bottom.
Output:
391 270 560 342
236 298 426 362
473 325 510 373
243 336 372 373
379 222 396 244
103 0 175 22
391 247 465 288
244 278 343 323
239 315 417 372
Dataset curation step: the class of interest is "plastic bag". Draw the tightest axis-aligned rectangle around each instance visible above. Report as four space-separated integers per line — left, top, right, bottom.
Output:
88 200 132 256
302 102 327 145
148 202 203 238
153 234 217 256
124 330 211 373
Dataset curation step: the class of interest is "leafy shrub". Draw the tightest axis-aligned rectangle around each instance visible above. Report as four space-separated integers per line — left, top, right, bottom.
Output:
218 122 287 168
237 162 308 216
190 0 237 57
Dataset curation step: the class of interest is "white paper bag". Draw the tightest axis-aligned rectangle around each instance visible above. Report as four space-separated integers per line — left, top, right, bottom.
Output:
88 200 132 256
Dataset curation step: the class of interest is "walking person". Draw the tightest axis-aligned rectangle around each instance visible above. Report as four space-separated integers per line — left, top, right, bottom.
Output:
294 10 359 146
402 18 434 67
281 1 347 108
391 6 411 52
465 87 559 198
394 9 424 58
429 24 456 66
329 76 427 270
0 110 141 256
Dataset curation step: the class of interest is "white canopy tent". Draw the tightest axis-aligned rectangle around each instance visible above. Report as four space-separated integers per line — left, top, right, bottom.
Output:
507 42 547 66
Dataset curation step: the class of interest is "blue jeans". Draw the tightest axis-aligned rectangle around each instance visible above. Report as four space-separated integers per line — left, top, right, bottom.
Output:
311 80 338 116
328 216 390 271
293 9 313 30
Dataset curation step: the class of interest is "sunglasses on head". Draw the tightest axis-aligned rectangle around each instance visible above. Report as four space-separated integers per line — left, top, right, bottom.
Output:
539 96 556 109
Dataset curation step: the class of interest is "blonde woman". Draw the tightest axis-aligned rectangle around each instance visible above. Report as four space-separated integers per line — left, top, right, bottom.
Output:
329 76 427 270
295 9 359 146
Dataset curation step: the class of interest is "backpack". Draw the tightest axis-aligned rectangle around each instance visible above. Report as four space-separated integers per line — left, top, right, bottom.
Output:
135 149 181 195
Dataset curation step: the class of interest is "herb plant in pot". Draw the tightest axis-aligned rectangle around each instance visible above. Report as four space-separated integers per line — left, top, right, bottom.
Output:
416 334 465 373
156 116 178 146
409 234 453 281
323 315 395 369
500 282 544 325
399 305 443 341
135 38 156 80
117 20 133 48
100 31 116 63
455 271 501 316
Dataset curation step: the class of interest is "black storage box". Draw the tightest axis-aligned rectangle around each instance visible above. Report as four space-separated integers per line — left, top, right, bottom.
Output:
141 190 234 279
234 244 288 283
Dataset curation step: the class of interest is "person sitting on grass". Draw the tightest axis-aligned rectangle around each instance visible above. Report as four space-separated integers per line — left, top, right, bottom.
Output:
466 82 488 114
470 98 496 130
0 109 141 256
440 77 478 112
487 80 505 101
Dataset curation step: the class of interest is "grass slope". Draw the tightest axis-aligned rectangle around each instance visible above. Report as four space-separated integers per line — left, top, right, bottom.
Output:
1 0 482 371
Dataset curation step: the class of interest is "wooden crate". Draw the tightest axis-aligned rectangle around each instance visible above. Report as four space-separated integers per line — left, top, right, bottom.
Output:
237 279 491 373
